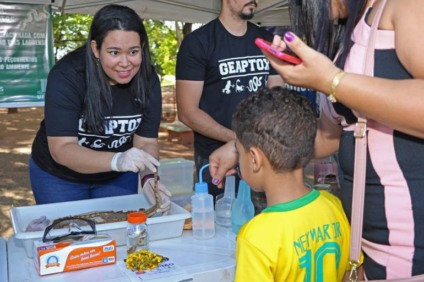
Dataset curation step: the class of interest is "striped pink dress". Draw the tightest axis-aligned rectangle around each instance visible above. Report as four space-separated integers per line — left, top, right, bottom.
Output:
321 4 424 280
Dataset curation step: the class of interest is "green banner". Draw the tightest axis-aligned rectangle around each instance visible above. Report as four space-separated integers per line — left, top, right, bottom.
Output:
0 3 54 108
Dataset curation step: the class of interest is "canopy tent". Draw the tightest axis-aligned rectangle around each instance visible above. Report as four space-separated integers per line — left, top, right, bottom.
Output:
0 0 291 27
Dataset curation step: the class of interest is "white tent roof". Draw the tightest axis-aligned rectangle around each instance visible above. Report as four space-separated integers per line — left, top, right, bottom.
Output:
1 0 290 27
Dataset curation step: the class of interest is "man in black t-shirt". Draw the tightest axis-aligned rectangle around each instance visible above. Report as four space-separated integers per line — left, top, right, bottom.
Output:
176 0 284 207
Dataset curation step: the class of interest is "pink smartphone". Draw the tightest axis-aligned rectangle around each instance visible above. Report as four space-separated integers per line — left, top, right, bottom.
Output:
255 37 302 65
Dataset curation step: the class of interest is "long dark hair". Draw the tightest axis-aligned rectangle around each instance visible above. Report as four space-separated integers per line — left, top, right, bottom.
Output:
289 0 344 59
83 4 154 133
288 0 367 62
334 0 368 68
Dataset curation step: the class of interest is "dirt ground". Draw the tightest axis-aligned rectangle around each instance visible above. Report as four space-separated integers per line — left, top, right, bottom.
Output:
0 88 194 239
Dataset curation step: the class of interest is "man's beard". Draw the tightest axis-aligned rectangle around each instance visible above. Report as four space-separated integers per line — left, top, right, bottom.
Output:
240 9 255 20
239 1 257 20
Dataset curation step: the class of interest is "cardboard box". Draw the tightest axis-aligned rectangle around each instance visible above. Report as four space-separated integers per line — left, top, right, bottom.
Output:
34 235 116 275
10 194 191 258
158 158 195 195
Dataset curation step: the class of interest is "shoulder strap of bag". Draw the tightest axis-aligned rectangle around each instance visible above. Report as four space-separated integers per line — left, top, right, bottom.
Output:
349 0 387 278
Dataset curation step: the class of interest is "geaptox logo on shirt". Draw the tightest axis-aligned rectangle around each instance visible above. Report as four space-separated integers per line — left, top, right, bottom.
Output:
219 55 270 94
77 115 142 150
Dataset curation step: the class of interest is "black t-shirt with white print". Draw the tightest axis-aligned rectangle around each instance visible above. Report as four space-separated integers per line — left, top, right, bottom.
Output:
31 48 162 183
176 18 277 158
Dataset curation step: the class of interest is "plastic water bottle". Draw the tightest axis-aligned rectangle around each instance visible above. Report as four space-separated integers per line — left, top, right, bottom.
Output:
191 163 215 240
231 180 255 234
215 175 235 228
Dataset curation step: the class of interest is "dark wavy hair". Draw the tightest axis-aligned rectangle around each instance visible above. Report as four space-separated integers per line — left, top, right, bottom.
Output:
83 4 154 133
232 87 317 171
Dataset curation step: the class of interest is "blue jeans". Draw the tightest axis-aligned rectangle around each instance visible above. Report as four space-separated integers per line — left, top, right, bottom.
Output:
29 157 138 204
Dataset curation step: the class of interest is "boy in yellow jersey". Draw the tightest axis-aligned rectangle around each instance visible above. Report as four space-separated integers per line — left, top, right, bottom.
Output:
231 87 351 282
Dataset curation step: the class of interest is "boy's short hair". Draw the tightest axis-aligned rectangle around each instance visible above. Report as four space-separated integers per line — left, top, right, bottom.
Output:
232 86 317 171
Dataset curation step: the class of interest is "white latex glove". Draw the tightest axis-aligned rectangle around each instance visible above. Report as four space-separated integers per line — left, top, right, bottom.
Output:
143 178 172 215
112 148 159 173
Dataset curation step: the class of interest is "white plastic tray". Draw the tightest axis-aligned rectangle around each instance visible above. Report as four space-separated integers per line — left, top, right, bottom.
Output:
9 194 191 258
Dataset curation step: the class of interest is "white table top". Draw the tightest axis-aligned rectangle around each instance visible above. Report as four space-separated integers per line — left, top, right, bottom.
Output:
7 228 236 282
0 238 7 282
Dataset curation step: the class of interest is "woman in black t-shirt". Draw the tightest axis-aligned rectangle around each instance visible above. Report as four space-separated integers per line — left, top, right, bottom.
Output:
29 4 171 214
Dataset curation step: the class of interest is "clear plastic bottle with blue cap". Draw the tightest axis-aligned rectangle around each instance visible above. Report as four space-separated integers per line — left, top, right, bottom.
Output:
231 179 255 234
191 163 215 240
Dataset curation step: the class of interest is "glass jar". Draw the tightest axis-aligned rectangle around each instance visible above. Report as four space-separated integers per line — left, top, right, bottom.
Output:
126 211 149 254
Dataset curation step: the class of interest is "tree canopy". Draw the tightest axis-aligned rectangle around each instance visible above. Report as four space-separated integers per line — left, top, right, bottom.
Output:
144 19 179 77
52 12 92 61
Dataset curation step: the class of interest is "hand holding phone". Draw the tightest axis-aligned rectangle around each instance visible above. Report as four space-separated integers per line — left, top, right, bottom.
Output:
255 37 302 65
